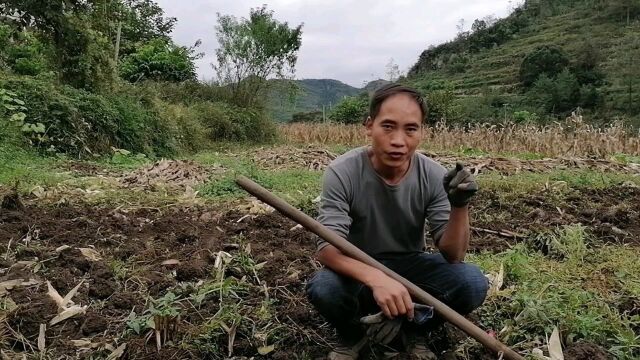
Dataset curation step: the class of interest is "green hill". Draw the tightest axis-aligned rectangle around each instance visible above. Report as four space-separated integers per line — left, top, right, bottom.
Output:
268 79 362 122
406 0 640 123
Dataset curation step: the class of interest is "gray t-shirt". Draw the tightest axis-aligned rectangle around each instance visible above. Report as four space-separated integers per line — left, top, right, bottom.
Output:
317 146 451 259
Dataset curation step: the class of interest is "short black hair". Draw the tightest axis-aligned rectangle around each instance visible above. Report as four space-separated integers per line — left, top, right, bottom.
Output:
368 83 428 122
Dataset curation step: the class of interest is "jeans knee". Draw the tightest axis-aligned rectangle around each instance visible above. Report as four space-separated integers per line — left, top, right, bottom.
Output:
306 269 357 316
455 263 489 313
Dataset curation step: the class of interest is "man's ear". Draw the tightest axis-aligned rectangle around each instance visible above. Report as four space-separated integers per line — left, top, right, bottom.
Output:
364 116 373 136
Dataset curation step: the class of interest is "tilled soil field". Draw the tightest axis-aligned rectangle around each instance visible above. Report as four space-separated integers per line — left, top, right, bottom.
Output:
1 182 635 359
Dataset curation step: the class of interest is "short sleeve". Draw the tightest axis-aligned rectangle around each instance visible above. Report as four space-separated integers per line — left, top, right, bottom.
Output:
426 165 451 245
316 167 352 252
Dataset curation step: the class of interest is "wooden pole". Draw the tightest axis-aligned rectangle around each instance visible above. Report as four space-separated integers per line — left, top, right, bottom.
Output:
235 175 524 360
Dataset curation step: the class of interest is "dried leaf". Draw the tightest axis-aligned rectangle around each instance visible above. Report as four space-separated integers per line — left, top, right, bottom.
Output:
79 248 101 261
71 339 93 347
490 263 505 296
47 281 65 309
0 279 41 296
38 324 45 352
61 280 84 308
257 344 275 355
254 261 267 270
55 245 71 252
50 305 87 325
161 259 180 266
548 327 564 360
227 322 238 357
105 343 126 360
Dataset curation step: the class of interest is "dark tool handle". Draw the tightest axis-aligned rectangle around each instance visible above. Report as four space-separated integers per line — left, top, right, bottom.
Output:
236 175 524 360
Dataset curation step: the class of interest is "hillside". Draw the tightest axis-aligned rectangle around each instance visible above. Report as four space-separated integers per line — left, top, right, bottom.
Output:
268 78 394 122
406 0 640 122
268 79 361 122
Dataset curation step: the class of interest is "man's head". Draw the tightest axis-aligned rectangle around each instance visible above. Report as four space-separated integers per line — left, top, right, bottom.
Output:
365 84 427 171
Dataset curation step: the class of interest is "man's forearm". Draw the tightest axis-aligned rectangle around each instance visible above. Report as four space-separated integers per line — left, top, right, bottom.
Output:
316 245 383 286
438 206 470 263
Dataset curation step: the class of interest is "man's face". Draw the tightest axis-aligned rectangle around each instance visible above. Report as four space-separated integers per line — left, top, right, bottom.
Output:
365 93 423 169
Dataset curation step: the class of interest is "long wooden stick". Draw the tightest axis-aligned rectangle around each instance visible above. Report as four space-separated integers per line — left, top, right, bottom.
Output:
236 176 524 360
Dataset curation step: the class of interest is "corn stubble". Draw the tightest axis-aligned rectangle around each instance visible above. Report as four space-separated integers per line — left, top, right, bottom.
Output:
280 117 640 158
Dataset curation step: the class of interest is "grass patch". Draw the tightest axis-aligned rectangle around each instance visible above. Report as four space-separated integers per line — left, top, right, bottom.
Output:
0 144 67 192
198 168 322 206
479 169 640 194
470 238 640 358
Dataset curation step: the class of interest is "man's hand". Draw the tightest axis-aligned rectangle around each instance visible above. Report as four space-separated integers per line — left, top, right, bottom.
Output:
443 162 478 208
359 312 403 345
367 273 414 320
360 303 434 345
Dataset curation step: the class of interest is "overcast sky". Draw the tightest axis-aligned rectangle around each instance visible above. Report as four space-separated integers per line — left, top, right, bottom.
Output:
156 0 515 88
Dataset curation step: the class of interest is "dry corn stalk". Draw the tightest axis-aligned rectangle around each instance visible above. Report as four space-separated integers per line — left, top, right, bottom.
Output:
278 118 640 158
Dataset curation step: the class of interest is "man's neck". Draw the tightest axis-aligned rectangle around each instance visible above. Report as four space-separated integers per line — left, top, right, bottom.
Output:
368 148 412 185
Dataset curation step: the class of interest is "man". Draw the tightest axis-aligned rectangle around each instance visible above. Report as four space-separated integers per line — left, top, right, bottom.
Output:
306 84 488 359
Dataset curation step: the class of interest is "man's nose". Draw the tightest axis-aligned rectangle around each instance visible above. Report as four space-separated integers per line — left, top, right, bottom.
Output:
390 132 405 147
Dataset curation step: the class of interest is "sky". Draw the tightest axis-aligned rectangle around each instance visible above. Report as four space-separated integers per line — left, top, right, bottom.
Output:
156 0 516 88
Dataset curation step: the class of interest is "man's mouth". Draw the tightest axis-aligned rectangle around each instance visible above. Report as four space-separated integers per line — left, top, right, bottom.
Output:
387 152 405 160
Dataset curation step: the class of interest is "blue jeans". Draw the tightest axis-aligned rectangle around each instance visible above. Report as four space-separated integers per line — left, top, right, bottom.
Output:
306 253 488 345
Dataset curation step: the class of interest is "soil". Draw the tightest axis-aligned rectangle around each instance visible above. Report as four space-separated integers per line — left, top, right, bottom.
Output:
0 183 637 358
564 342 611 360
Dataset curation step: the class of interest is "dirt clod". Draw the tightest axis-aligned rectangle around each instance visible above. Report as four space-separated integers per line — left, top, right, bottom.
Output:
1 192 24 211
7 296 58 340
564 342 611 360
109 292 137 310
175 261 206 281
80 311 108 335
89 277 117 299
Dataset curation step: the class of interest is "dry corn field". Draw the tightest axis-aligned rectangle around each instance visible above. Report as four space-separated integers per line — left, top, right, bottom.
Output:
279 118 640 158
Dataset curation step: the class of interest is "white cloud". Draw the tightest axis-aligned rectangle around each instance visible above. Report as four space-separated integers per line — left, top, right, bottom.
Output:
156 0 513 87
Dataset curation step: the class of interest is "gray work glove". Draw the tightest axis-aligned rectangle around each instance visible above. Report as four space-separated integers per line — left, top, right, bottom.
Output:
443 162 478 208
359 304 434 345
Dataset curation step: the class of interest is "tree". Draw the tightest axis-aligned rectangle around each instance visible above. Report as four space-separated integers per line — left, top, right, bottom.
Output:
607 0 640 25
110 0 177 58
385 58 401 81
0 0 115 90
519 46 570 88
212 5 303 107
622 33 640 113
119 38 201 83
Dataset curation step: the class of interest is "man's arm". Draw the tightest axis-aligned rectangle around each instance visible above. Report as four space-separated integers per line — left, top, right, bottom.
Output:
317 246 414 319
437 206 470 263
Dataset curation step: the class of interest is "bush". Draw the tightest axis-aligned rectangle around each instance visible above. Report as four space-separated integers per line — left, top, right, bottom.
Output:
519 46 570 88
330 94 369 124
291 111 323 123
157 103 209 153
526 70 581 115
194 102 276 142
120 39 198 83
0 76 179 157
0 25 51 76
